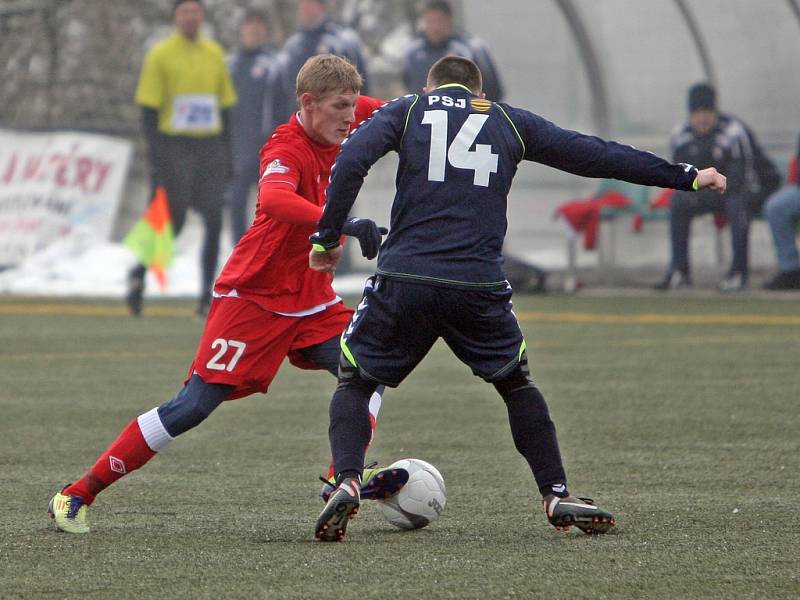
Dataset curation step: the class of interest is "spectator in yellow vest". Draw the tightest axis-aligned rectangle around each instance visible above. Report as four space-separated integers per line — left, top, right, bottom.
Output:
130 0 237 317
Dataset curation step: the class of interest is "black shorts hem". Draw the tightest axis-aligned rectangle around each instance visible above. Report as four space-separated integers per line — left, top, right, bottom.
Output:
482 355 522 382
357 365 401 388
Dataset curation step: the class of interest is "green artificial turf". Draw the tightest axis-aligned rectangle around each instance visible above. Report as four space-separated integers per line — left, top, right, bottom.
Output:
1 294 798 599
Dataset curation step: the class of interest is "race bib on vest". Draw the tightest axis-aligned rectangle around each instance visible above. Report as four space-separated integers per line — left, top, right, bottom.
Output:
171 94 219 132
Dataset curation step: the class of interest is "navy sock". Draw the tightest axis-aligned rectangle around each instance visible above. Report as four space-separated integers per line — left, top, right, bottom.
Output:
329 377 375 481
335 470 361 485
502 385 568 498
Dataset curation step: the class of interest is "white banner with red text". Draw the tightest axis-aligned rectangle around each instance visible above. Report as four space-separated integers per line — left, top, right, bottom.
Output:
0 129 132 267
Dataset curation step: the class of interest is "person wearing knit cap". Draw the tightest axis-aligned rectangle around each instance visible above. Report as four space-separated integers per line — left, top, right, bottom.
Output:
688 82 716 113
656 82 779 291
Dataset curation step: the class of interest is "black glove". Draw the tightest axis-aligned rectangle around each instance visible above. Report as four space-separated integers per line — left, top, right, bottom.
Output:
341 218 388 260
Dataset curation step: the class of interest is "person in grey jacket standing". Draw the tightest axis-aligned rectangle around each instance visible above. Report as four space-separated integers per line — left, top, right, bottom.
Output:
271 0 370 125
403 0 504 101
227 10 277 244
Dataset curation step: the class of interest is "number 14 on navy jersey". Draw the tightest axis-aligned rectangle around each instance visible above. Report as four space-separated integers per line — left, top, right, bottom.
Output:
317 85 697 287
421 93 499 187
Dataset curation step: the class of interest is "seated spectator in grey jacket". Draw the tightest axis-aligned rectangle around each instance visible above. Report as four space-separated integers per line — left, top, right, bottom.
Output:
656 83 776 292
403 0 504 101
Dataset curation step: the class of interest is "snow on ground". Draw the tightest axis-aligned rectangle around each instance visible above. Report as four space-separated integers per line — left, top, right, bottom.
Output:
0 225 371 298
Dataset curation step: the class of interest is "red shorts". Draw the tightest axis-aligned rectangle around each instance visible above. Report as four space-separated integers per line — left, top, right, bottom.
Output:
188 296 353 400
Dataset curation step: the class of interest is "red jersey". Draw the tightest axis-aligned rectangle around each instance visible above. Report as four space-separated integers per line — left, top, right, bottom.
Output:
215 95 385 313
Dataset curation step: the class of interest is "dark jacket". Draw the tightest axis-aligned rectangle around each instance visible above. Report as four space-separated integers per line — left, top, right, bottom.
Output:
272 16 370 123
227 45 277 170
671 113 779 203
402 33 504 101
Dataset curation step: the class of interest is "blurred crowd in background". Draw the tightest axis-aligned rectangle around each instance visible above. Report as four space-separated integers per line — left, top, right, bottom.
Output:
1 0 467 154
1 0 798 294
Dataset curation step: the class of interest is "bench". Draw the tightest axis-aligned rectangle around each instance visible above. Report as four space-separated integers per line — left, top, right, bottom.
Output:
558 157 797 291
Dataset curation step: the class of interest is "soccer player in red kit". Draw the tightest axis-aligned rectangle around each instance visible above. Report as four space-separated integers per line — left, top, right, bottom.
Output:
48 55 407 534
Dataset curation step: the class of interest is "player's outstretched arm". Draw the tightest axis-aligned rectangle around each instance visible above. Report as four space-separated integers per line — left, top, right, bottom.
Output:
694 167 727 193
510 107 709 192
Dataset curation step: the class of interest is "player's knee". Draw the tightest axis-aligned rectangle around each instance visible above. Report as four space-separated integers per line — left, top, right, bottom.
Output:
336 353 378 395
497 360 552 422
157 375 231 437
307 337 341 377
493 353 535 399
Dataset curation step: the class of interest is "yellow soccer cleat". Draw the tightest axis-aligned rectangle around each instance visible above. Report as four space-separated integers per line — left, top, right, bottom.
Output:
48 490 90 534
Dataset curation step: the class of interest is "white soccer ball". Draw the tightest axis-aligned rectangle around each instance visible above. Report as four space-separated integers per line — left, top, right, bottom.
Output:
377 458 446 530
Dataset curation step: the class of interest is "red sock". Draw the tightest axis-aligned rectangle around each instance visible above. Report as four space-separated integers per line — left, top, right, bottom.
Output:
64 418 156 504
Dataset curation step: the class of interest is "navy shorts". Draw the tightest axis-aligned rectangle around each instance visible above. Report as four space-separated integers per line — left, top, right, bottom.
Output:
341 276 525 387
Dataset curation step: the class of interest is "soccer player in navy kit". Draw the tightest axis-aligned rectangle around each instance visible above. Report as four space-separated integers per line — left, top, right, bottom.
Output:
310 57 727 541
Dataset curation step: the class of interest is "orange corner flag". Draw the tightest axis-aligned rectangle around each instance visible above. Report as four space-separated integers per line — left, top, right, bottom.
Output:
124 186 175 291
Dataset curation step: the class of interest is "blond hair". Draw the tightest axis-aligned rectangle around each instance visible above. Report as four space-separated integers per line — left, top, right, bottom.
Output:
296 54 363 100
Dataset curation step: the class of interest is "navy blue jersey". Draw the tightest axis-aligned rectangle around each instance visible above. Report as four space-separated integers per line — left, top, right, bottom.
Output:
315 84 698 287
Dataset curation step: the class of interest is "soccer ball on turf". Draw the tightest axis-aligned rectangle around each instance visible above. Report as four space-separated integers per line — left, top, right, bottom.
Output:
377 458 446 530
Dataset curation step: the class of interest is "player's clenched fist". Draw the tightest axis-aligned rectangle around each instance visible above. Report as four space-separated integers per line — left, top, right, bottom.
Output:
695 167 726 193
309 245 343 273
